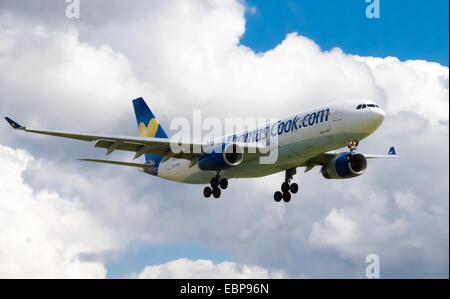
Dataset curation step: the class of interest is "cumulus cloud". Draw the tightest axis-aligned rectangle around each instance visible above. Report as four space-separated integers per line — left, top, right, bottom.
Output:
137 258 285 279
394 191 423 214
0 145 117 278
0 0 448 278
355 56 449 127
0 19 150 132
309 209 359 248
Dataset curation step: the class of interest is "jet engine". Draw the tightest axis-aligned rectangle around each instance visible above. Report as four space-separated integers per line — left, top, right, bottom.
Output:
198 143 244 171
321 153 367 179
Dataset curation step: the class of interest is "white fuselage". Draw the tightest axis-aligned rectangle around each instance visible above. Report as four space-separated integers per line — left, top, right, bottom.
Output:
155 99 385 184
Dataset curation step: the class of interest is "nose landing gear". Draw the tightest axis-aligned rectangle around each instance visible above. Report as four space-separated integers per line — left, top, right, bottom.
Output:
274 168 299 203
204 172 228 199
347 139 359 152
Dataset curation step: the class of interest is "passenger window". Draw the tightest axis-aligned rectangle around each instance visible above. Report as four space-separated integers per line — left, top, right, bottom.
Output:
356 104 362 110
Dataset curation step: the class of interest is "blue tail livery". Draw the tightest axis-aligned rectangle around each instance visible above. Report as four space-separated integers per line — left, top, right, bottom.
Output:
132 97 168 169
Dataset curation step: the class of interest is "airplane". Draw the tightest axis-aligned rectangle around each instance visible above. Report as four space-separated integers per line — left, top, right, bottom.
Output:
5 97 397 203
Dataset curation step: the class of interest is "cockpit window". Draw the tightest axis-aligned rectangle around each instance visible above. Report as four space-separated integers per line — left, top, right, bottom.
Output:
362 104 367 109
368 104 376 108
356 104 362 110
375 104 380 108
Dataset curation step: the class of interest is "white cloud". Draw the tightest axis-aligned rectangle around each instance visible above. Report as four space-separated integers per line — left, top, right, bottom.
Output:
0 144 117 278
394 191 423 214
0 0 448 278
309 209 359 248
137 258 285 279
355 56 449 127
0 19 150 132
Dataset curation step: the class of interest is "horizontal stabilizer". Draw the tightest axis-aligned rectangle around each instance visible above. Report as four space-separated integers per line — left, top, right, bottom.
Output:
78 158 153 168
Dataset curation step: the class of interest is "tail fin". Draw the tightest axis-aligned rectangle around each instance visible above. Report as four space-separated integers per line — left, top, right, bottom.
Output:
133 97 168 139
132 97 168 164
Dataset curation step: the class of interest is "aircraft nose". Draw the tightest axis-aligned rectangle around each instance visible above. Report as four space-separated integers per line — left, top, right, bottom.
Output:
371 108 385 128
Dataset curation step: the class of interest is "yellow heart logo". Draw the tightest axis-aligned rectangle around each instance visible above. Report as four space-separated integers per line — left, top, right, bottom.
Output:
139 118 159 137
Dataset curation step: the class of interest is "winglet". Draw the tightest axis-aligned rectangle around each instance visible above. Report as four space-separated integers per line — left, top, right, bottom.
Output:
5 117 25 130
388 146 397 156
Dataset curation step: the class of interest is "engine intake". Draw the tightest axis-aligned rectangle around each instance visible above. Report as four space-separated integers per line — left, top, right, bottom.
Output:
198 143 244 171
321 153 367 179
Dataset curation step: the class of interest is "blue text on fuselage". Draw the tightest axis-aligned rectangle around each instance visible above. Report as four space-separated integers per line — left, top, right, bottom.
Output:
226 108 330 143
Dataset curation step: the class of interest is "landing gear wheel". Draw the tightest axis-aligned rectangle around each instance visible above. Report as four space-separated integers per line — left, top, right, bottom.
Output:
212 188 221 198
210 177 219 189
281 182 290 193
290 183 299 194
283 192 291 202
219 179 228 189
347 139 359 152
272 168 299 202
203 186 212 198
274 191 283 202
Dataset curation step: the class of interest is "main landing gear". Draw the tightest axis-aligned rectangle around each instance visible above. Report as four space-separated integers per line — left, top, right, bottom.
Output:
274 168 299 203
203 172 228 199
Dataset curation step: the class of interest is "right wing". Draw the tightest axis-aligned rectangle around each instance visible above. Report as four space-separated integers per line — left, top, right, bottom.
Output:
363 146 398 159
301 146 398 172
5 116 193 159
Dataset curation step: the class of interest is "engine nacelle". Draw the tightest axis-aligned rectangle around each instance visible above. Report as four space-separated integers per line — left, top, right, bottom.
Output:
198 143 244 171
321 153 367 179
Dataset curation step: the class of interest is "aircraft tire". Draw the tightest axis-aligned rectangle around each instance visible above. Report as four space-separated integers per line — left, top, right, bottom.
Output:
219 179 228 189
274 191 283 202
283 192 291 203
210 177 219 189
290 183 299 194
203 186 212 198
212 187 221 198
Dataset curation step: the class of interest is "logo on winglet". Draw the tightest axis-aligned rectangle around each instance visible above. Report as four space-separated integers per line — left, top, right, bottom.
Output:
388 146 396 155
5 117 25 130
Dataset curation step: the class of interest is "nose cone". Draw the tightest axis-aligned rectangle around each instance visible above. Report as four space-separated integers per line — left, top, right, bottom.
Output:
370 108 385 130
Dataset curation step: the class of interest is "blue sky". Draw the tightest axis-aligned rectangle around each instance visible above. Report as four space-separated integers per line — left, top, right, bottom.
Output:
107 243 230 278
241 0 449 66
